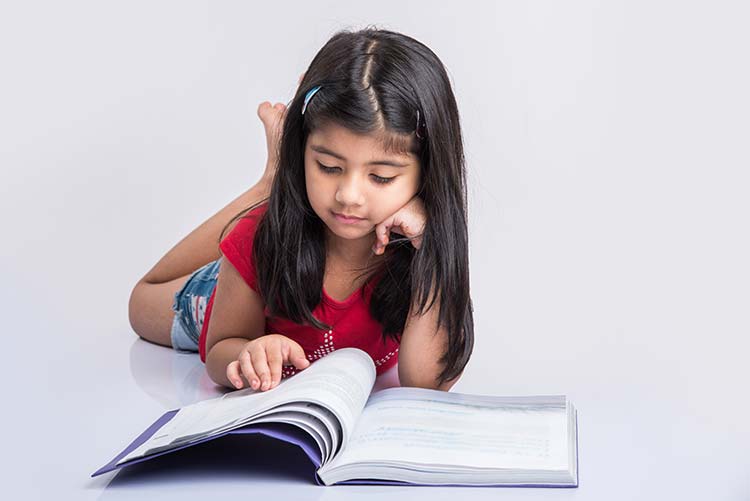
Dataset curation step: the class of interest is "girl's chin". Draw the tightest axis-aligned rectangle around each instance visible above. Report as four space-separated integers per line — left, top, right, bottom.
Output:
324 222 374 240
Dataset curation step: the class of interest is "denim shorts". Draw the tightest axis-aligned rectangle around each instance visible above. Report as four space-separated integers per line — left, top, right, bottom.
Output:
170 258 222 353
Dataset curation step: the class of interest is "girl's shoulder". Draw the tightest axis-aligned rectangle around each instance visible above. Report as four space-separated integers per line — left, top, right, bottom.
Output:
247 200 269 221
245 199 269 218
221 200 268 249
219 200 269 291
232 200 269 233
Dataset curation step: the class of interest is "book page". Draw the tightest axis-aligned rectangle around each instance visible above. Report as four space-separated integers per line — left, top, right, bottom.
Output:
119 348 374 465
246 411 328 460
319 388 570 476
249 402 340 462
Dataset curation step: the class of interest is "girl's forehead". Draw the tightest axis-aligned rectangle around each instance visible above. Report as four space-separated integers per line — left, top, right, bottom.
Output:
308 123 417 159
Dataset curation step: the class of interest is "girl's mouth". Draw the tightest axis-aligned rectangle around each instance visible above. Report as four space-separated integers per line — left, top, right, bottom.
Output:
332 211 365 224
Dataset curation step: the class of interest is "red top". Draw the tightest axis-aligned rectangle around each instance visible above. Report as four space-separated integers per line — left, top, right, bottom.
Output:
198 202 400 378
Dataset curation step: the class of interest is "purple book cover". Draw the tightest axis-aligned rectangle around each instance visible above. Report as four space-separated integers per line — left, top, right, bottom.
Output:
92 408 579 487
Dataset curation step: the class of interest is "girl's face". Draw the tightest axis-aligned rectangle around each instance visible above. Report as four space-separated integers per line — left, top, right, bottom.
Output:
304 123 421 247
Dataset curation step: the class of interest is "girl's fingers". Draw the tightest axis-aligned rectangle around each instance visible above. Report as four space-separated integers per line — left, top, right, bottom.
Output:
266 344 283 389
286 341 311 370
238 349 260 390
232 336 314 392
383 225 393 244
372 222 387 254
226 361 244 389
250 345 271 390
373 197 426 253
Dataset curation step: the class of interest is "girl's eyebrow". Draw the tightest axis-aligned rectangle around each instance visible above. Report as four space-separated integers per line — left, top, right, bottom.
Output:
310 144 410 167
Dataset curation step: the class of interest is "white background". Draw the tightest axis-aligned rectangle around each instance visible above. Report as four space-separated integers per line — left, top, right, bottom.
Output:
1 1 748 499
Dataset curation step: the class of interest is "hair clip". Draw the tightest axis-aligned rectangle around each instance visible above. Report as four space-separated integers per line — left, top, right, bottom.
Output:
302 85 322 115
415 109 425 140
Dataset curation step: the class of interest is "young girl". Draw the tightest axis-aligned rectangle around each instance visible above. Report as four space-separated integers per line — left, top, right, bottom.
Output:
128 27 474 394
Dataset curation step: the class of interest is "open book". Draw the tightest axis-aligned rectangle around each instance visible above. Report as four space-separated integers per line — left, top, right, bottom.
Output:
92 348 578 487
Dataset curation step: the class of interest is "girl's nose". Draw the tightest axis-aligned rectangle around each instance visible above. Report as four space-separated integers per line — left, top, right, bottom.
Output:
334 177 365 206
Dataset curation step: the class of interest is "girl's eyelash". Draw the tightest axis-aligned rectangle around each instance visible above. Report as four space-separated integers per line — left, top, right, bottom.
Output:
316 162 395 184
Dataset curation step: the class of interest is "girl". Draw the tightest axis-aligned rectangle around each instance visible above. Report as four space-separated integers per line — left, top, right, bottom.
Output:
128 27 474 394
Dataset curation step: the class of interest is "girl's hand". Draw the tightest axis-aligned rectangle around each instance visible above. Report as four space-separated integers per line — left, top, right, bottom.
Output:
372 195 427 255
256 72 306 184
227 334 310 391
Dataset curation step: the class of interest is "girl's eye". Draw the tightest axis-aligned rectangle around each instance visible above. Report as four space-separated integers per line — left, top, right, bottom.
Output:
371 175 395 185
317 162 340 174
316 162 395 185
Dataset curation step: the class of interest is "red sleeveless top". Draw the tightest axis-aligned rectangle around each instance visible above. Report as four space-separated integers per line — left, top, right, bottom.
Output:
198 202 400 378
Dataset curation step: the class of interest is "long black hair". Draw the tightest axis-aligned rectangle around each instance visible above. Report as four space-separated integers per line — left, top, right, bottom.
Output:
221 27 473 386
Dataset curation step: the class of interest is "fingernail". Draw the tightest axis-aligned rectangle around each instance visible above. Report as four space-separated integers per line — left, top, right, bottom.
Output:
252 379 259 388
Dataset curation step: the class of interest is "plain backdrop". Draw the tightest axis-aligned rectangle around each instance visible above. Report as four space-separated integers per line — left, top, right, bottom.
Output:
1 1 748 499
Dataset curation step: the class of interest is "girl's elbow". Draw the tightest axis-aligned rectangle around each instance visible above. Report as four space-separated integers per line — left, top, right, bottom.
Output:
204 354 228 388
204 341 237 389
434 372 462 392
399 368 462 392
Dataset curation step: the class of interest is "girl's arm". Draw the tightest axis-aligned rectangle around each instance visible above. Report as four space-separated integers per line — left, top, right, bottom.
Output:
398 285 462 391
204 257 267 388
204 256 309 390
371 197 462 391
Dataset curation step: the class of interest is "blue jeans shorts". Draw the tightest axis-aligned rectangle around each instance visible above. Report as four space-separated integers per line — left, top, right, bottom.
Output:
170 258 222 353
